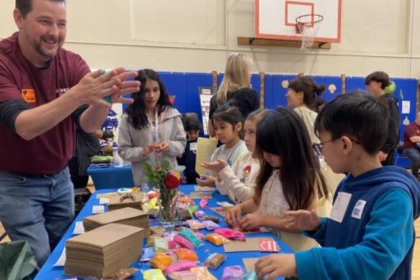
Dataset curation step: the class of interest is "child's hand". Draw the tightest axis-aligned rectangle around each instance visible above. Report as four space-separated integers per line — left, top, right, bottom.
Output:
255 254 297 279
200 159 228 174
225 205 242 226
196 174 216 186
155 141 169 154
142 143 158 157
239 213 262 231
284 209 321 232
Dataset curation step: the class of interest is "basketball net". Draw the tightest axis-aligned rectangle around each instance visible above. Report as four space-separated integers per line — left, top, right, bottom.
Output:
296 14 324 51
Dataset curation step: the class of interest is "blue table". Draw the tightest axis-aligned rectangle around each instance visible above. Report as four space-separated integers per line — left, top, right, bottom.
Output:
87 165 135 189
36 185 293 279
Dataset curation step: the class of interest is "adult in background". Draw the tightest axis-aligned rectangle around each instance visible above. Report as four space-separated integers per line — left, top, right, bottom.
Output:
365 71 401 166
68 128 114 189
0 0 140 266
403 112 420 179
208 53 259 137
286 76 325 144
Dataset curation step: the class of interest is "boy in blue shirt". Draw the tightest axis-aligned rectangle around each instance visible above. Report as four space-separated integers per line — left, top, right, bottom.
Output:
255 92 420 280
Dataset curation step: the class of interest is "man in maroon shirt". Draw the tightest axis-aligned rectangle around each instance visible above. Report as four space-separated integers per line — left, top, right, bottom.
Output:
0 0 140 267
403 112 420 178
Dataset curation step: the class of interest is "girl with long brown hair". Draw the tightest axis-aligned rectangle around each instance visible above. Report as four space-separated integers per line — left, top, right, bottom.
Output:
226 108 330 252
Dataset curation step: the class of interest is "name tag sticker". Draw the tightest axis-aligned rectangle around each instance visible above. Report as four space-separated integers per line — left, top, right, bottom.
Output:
351 199 366 219
330 192 352 223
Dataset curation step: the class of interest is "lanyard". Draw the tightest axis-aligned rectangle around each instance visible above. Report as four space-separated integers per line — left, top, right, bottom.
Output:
148 107 159 143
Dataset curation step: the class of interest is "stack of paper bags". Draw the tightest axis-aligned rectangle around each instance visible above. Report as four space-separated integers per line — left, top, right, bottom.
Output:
108 193 143 211
83 207 150 237
64 223 144 278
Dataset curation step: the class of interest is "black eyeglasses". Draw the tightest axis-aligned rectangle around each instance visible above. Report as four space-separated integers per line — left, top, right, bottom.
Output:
312 137 360 156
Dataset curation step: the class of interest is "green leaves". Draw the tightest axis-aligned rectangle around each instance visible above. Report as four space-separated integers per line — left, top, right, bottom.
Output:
143 160 171 188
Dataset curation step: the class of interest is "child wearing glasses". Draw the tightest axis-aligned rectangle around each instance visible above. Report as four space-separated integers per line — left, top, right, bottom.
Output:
255 92 420 280
225 108 330 252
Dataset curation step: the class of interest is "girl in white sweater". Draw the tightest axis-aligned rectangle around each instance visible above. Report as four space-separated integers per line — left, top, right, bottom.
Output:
226 108 330 252
201 109 270 203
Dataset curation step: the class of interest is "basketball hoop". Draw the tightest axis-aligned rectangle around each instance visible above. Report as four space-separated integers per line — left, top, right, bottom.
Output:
296 14 324 51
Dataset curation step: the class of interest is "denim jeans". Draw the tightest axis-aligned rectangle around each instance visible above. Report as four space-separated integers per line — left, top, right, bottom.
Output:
403 148 420 176
0 167 74 267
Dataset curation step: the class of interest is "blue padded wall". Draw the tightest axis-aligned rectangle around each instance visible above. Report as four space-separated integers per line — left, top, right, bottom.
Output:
324 76 343 102
269 75 298 109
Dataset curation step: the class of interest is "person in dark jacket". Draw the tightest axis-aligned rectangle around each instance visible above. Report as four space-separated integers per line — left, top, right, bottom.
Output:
365 71 401 166
178 113 202 184
208 53 259 137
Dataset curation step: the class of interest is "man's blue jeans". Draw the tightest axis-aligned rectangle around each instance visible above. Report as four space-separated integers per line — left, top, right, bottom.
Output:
0 167 74 267
403 148 420 177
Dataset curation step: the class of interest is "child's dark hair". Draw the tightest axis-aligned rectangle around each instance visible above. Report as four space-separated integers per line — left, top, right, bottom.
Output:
212 105 244 138
126 69 172 130
365 71 390 89
314 96 326 113
254 108 329 210
314 91 389 155
181 113 202 131
289 76 325 110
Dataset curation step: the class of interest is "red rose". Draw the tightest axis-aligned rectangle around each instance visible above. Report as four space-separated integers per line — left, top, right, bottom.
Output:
165 172 181 189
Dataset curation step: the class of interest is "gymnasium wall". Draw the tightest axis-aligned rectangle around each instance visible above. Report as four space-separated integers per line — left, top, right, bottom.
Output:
1 0 420 77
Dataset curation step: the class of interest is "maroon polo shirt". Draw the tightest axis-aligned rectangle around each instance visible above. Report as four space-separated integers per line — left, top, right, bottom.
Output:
403 122 420 149
0 32 90 175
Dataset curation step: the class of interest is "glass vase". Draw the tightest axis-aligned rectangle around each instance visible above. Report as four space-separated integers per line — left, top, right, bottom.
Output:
157 186 179 231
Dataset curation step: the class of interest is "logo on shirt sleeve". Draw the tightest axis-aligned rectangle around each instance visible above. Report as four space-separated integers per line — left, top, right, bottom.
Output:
22 89 36 103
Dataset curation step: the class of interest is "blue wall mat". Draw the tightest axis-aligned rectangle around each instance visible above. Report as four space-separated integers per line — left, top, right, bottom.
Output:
270 75 298 109
185 73 213 123
324 76 343 102
263 74 273 110
392 78 417 168
159 72 187 113
346 77 366 93
251 74 262 105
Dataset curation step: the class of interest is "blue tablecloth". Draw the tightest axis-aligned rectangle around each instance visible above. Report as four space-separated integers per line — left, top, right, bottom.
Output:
35 185 293 279
87 165 135 190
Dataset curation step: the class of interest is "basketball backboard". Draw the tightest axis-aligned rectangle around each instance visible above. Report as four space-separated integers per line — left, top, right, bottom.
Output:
255 0 342 43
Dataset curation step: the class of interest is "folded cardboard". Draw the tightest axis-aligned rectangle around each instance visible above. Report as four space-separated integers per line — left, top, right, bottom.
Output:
64 223 144 278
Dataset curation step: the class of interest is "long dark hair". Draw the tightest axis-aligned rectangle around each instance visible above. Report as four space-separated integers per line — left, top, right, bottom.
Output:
289 76 325 111
254 108 329 210
125 69 172 130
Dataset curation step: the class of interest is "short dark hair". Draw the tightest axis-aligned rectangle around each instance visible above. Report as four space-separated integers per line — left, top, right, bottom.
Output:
288 76 325 110
314 91 389 155
181 113 202 132
365 71 390 89
16 0 66 18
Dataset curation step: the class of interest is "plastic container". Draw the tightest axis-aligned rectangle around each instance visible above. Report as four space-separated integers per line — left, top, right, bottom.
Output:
112 143 123 168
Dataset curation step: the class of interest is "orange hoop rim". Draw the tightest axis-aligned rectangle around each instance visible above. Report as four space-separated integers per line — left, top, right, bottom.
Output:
296 14 324 28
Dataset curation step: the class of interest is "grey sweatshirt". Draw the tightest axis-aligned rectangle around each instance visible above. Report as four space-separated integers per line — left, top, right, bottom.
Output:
118 107 187 186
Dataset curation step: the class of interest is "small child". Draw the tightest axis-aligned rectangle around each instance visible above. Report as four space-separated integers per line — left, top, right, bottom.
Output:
177 113 202 184
201 109 270 203
226 108 330 252
197 105 247 187
255 92 420 280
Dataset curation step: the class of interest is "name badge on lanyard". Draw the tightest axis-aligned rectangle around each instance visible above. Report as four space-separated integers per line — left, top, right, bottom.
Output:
148 108 160 143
